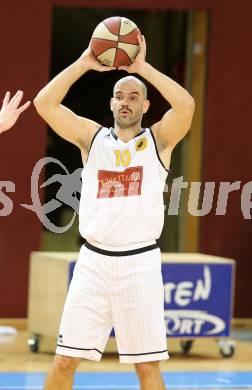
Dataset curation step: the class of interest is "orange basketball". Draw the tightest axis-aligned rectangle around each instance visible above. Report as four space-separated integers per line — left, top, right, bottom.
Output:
91 16 141 68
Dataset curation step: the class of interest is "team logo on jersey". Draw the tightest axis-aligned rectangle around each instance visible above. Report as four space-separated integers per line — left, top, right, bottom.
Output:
97 166 143 198
135 136 148 152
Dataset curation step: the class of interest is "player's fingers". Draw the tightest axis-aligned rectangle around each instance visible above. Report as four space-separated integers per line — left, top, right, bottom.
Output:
9 90 23 107
83 44 92 56
16 100 31 114
140 35 146 50
9 90 23 101
142 36 146 48
118 65 128 71
137 34 142 45
2 91 10 107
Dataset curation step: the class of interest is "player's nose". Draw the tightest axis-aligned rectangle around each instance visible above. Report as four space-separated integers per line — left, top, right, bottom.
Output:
120 104 129 110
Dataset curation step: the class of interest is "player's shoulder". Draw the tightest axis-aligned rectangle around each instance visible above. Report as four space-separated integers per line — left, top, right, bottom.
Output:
88 126 112 149
141 127 155 142
92 126 111 140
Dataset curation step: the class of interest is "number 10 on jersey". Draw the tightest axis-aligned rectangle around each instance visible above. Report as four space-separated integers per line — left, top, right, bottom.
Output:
114 149 131 167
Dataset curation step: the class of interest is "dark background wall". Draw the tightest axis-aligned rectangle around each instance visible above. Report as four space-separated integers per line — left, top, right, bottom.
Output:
0 0 251 317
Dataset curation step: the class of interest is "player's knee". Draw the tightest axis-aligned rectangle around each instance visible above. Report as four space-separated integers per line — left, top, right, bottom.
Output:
52 354 81 375
134 361 160 378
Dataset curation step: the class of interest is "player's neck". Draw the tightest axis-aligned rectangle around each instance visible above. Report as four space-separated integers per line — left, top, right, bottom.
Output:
114 123 142 143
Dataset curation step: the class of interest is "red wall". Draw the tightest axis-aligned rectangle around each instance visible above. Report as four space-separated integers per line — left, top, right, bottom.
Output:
0 1 51 316
0 0 251 317
200 0 252 317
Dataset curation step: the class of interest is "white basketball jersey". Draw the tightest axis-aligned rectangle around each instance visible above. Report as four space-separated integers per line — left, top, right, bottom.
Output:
79 127 169 250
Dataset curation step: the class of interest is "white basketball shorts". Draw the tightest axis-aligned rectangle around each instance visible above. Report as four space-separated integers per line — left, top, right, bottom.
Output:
56 242 169 363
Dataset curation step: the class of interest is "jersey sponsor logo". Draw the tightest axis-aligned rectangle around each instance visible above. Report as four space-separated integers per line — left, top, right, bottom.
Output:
135 136 148 152
97 166 143 198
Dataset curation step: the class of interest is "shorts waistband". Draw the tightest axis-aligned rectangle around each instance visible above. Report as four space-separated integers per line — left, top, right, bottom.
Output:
84 241 159 257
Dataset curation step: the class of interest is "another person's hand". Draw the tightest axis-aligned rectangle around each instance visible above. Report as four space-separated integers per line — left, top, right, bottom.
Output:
79 42 116 72
118 34 146 73
0 91 31 134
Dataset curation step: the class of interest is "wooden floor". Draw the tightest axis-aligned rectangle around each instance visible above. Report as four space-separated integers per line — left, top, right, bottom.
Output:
0 327 252 373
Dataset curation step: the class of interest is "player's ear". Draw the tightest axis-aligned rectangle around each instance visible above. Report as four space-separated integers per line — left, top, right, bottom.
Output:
110 97 115 111
143 99 150 114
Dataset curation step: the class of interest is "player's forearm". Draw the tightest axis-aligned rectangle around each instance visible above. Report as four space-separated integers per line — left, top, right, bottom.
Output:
138 62 194 110
34 59 90 110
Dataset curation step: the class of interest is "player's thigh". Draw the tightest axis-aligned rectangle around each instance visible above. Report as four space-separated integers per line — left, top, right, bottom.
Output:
56 248 113 360
62 249 110 322
111 249 167 361
113 249 164 320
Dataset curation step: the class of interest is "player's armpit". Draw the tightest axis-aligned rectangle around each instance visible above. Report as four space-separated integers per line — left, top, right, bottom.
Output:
34 102 101 150
152 102 195 150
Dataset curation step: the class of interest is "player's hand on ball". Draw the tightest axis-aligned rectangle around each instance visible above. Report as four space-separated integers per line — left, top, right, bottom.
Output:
79 43 116 72
118 35 146 73
0 91 31 134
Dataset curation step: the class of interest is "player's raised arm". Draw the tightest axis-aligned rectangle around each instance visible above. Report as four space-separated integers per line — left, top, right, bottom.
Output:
0 91 31 134
119 35 195 151
33 42 115 152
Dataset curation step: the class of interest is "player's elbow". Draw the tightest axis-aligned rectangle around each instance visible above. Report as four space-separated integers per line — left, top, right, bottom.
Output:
33 92 50 115
33 93 44 110
181 96 195 125
174 95 195 118
184 95 195 114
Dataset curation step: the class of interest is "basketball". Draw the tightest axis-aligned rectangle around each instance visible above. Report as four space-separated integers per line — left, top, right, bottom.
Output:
91 16 141 68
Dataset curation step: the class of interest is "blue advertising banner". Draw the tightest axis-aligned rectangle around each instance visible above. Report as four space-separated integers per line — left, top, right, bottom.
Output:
162 263 234 338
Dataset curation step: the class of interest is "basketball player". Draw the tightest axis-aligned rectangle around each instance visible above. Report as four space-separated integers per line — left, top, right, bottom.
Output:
34 35 194 390
0 91 31 134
